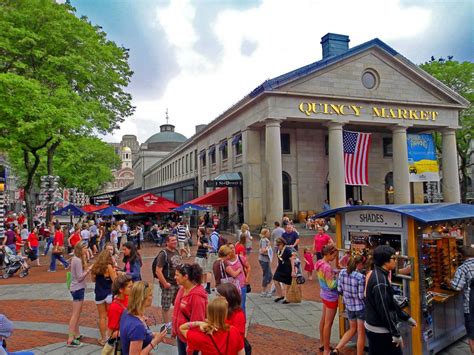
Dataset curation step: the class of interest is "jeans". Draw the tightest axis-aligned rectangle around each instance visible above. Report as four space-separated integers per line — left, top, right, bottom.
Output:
259 260 273 288
49 253 68 271
240 286 247 315
7 244 16 255
366 330 403 355
43 237 53 255
99 237 105 252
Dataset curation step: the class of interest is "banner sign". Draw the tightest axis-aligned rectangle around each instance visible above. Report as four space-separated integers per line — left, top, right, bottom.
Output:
407 134 440 182
205 180 242 188
345 210 402 228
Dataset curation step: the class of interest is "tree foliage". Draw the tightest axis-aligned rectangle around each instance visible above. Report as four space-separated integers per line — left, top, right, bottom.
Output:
419 57 474 202
0 0 134 224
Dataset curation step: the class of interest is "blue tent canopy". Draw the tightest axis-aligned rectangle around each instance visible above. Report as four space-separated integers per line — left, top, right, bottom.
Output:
53 204 85 217
96 205 134 217
316 203 474 224
173 203 209 212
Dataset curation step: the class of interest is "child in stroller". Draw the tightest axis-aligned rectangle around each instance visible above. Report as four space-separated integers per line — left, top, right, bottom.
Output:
0 245 29 279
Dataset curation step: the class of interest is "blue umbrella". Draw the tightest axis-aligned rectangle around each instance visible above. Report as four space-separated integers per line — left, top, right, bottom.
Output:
173 203 209 212
96 205 134 216
53 204 85 217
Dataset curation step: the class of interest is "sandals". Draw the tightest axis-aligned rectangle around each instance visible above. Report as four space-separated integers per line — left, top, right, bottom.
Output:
319 345 335 352
67 339 82 348
329 349 340 355
274 296 284 303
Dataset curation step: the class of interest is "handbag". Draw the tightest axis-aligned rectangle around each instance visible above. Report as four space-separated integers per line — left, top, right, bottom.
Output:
296 275 306 285
244 337 252 355
286 278 302 303
52 245 65 255
238 255 251 293
220 261 241 292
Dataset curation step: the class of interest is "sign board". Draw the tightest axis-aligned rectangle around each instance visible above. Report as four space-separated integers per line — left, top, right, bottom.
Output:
345 210 402 228
407 134 440 182
205 180 242 188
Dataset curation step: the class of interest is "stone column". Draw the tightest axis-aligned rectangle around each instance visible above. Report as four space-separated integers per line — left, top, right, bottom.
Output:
442 128 461 202
392 126 410 204
328 122 346 208
265 119 284 225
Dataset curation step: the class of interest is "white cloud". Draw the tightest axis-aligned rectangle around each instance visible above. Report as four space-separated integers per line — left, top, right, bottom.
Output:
108 0 431 143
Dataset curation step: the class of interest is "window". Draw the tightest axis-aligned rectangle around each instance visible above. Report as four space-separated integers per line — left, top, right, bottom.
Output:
383 137 393 157
202 154 206 167
325 136 328 155
209 146 216 165
281 133 290 154
282 172 292 211
185 155 188 173
233 135 242 155
220 141 228 160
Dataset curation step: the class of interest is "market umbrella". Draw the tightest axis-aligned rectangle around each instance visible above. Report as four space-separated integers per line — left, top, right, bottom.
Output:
53 204 85 217
82 204 109 213
96 205 134 217
173 203 209 212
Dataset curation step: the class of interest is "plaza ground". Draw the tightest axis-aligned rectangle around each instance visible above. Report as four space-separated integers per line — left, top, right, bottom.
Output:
0 232 470 354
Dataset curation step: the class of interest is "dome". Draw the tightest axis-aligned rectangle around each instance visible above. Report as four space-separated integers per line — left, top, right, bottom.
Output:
122 146 132 153
145 123 187 144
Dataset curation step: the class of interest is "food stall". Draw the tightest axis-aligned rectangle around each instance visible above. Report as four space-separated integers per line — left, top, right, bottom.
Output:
317 203 474 355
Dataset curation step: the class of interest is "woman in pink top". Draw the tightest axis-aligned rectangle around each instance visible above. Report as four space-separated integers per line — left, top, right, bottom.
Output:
226 243 250 315
313 227 333 261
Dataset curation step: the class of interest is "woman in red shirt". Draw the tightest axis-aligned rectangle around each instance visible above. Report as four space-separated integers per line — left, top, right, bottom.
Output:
216 283 246 339
68 227 81 253
14 227 24 255
103 274 132 353
180 297 244 355
313 226 333 261
172 263 208 355
27 227 40 266
48 226 69 272
235 234 246 257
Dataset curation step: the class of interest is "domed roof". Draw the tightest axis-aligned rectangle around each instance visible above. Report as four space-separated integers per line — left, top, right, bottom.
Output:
145 131 187 144
145 122 187 144
122 146 132 153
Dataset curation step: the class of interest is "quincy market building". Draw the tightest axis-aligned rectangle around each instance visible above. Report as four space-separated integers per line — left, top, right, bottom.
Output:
139 34 469 229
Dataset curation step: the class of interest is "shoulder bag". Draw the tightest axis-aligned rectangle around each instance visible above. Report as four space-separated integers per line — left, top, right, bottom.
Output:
238 255 251 293
220 261 241 292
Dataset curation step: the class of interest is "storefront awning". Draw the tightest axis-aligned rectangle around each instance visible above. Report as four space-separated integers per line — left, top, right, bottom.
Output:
118 192 179 213
82 204 109 213
205 173 242 188
316 203 474 223
188 187 228 208
219 141 227 150
231 134 242 145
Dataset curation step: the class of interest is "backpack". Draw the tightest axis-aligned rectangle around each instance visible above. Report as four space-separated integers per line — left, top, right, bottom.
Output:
217 233 227 250
152 249 168 279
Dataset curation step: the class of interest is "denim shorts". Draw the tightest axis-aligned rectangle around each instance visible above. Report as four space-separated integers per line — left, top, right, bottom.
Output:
347 309 365 321
71 288 85 302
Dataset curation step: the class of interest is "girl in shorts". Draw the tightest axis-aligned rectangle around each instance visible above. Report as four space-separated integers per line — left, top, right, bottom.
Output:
91 249 117 345
315 245 339 355
67 242 93 347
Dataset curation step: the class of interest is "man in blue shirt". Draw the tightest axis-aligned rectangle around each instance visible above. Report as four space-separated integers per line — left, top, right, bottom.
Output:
281 224 299 250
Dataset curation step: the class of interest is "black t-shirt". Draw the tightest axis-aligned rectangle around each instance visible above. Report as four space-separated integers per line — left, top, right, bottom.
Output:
156 248 181 285
282 231 299 250
196 235 209 259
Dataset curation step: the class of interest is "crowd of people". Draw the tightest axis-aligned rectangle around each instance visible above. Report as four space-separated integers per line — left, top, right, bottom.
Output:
3 212 474 355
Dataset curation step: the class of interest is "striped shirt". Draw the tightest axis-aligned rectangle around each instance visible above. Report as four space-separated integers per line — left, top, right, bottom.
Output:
177 225 187 243
451 258 474 314
337 269 365 312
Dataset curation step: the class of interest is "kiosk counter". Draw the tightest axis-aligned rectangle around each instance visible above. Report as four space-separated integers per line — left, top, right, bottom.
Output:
317 203 474 355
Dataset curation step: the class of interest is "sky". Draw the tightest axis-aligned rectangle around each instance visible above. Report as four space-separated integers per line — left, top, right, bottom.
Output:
67 0 474 144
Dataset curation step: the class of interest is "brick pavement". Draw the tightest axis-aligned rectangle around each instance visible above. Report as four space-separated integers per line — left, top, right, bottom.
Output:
1 235 470 354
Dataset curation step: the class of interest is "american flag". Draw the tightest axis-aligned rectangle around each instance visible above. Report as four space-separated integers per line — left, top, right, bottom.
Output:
343 131 371 186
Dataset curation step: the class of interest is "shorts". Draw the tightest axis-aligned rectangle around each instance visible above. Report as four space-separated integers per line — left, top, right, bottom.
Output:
95 294 113 305
178 241 186 250
195 256 211 274
71 288 85 302
89 236 97 248
322 299 338 309
347 309 366 321
465 313 474 339
160 283 179 311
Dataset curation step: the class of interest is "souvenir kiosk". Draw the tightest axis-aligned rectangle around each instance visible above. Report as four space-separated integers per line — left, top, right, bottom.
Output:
317 203 474 355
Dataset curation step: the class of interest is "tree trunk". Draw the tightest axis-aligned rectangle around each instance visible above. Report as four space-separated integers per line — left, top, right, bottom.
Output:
46 140 61 224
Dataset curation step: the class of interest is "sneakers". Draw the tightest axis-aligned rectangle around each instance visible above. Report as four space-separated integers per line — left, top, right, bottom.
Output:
67 339 82 347
47 269 56 272
65 263 70 270
260 291 267 297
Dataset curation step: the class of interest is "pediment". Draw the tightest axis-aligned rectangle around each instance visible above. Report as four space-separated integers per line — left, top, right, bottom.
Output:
279 48 465 106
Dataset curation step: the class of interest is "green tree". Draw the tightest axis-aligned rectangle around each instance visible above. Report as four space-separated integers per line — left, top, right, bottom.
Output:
0 0 134 225
420 58 474 202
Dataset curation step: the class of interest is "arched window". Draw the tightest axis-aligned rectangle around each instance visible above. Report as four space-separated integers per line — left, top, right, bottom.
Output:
385 172 394 204
282 172 292 211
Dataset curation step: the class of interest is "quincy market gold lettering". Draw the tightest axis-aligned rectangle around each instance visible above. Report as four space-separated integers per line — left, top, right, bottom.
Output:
299 102 438 122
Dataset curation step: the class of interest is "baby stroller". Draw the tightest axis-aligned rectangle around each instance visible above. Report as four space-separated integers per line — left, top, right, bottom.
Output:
1 246 29 279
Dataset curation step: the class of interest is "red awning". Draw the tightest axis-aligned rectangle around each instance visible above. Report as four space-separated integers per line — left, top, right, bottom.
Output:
188 188 228 207
82 204 109 213
118 193 179 213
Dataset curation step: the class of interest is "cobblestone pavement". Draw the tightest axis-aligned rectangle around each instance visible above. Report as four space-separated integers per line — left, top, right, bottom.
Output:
0 233 470 354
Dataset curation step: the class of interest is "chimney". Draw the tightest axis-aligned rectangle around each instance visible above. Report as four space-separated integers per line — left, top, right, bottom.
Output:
195 124 206 134
321 33 350 59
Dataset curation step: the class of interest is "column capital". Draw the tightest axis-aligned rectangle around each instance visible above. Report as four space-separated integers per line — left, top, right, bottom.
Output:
263 118 283 127
326 121 344 131
390 125 408 133
441 127 457 136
